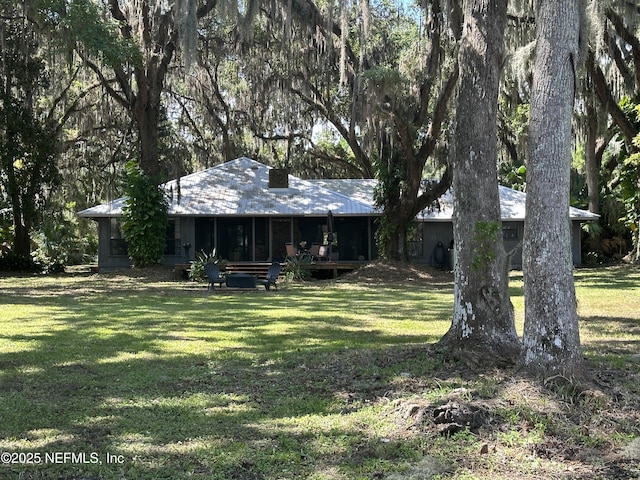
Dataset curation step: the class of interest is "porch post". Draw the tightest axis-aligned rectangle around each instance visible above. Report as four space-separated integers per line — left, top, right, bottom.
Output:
268 218 273 261
214 217 218 253
367 217 372 261
252 217 256 262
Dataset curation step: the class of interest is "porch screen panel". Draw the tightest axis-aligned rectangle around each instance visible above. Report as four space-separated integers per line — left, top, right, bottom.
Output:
218 218 253 261
194 218 215 255
335 217 370 261
254 218 269 261
296 218 326 250
165 218 181 255
109 218 128 256
272 218 292 262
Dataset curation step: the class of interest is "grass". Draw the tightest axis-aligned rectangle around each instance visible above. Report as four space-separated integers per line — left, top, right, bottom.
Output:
0 265 639 479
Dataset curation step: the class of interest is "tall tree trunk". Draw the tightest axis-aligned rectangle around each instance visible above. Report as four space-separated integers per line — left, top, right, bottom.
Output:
384 220 409 262
135 86 162 179
7 165 31 258
379 151 452 262
439 0 521 362
104 0 217 180
519 0 584 377
12 215 31 258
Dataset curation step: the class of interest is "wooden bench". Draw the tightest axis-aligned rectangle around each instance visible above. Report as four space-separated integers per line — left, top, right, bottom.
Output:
223 262 284 281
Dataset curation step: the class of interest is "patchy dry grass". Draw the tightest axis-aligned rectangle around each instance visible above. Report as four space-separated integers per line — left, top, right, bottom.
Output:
0 264 638 479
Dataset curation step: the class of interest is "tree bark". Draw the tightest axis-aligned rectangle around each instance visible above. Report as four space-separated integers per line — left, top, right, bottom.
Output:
439 0 521 362
104 0 218 180
519 0 584 378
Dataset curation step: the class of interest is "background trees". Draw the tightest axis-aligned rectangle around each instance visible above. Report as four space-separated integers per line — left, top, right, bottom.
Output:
0 1 58 261
1 0 639 273
498 1 640 264
238 0 460 260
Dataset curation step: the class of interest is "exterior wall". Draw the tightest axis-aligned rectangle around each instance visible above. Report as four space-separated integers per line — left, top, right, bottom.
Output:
94 216 586 270
94 215 378 269
571 221 583 265
95 218 131 270
502 221 524 269
96 216 194 270
422 222 455 269
421 220 584 270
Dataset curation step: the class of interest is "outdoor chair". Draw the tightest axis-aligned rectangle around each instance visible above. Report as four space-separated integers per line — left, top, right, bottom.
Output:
205 263 225 290
285 242 297 257
261 262 282 291
309 243 320 259
317 245 329 261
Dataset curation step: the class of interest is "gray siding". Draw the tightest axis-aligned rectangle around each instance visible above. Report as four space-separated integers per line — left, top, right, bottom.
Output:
421 220 584 270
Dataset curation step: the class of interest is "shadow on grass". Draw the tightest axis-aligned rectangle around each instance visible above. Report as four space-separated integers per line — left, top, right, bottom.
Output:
0 280 451 479
4 271 639 480
574 264 640 290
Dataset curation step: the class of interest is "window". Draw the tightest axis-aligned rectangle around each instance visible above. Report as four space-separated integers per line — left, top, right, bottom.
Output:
502 223 518 240
109 218 128 256
165 218 181 256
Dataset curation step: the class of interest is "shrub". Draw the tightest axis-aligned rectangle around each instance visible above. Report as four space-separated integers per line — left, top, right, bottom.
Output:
32 202 98 273
284 253 312 280
121 161 169 268
189 249 225 282
0 252 41 272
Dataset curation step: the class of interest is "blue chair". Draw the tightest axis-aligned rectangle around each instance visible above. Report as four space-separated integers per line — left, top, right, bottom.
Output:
262 262 282 291
205 263 225 290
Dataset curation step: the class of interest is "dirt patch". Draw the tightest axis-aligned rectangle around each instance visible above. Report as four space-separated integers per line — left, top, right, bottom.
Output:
89 265 177 282
338 260 453 287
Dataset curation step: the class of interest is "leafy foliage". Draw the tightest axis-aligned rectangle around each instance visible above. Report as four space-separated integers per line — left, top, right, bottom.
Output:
284 252 312 281
121 161 169 268
614 99 640 261
0 2 59 257
373 153 403 258
471 221 501 271
596 97 640 262
35 0 142 68
0 251 41 272
31 202 98 273
188 249 224 282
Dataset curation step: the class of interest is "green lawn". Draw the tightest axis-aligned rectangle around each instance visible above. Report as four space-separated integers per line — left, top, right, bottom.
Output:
0 265 639 479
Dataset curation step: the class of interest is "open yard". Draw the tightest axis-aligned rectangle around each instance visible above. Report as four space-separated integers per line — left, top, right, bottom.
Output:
1 263 639 479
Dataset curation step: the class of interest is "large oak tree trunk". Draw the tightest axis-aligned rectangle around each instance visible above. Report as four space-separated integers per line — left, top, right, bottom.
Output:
135 88 163 179
519 0 584 378
440 0 521 362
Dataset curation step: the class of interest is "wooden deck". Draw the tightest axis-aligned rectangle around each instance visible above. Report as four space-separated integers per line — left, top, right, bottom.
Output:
304 261 364 278
173 261 364 280
225 261 364 279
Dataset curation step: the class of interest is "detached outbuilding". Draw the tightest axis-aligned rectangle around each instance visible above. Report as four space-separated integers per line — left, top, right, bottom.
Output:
78 157 598 271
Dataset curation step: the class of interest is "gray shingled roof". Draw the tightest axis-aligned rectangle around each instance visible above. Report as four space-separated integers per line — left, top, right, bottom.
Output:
78 157 599 222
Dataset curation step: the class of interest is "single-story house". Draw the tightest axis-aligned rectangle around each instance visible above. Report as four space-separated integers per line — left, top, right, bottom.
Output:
78 157 599 270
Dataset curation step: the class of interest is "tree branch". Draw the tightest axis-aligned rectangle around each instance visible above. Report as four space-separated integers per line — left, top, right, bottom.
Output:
587 49 637 146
